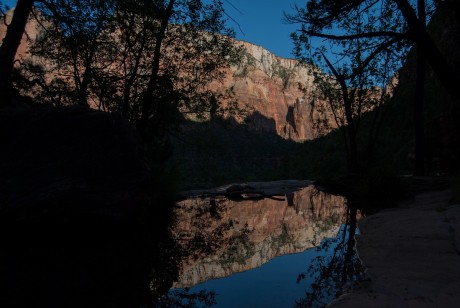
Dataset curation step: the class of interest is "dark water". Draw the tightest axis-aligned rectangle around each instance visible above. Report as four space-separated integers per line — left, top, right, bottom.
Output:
1 184 362 307
161 185 363 307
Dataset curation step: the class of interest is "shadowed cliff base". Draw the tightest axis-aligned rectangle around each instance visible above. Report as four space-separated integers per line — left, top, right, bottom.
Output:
170 113 303 190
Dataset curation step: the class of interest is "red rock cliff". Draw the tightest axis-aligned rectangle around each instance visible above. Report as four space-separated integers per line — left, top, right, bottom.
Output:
210 41 334 141
1 10 334 141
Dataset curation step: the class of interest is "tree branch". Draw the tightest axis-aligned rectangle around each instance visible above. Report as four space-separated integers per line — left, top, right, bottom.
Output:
299 29 407 41
346 37 403 80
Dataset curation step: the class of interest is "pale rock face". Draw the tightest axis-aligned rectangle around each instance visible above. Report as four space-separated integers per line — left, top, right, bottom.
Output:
0 9 41 62
209 41 334 141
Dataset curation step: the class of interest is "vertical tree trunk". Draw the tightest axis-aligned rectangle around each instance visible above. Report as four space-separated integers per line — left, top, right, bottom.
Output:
122 32 148 118
345 98 359 175
0 0 34 102
414 0 426 176
77 65 92 107
341 205 358 286
414 50 426 175
321 52 359 175
395 0 460 104
77 46 99 107
139 0 176 139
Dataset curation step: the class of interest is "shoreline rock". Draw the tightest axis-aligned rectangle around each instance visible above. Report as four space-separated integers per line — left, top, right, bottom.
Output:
177 179 313 201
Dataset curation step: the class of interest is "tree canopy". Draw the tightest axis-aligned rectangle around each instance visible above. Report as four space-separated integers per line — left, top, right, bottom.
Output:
0 0 34 99
287 0 459 102
287 0 459 175
11 0 239 148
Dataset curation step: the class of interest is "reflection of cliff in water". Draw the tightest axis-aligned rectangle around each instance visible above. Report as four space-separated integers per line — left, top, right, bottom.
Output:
173 186 346 288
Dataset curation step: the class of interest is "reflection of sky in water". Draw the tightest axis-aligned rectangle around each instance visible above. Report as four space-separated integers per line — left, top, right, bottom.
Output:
172 226 351 307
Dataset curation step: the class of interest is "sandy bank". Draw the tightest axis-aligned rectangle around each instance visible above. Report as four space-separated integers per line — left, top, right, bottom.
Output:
331 190 460 307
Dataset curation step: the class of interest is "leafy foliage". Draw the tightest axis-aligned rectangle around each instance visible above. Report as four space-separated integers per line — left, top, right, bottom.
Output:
296 220 364 308
287 0 460 176
232 47 257 77
289 2 405 174
17 0 239 147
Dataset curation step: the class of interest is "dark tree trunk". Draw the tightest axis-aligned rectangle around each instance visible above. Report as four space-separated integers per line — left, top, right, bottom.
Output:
139 0 176 139
0 0 34 102
345 97 359 175
322 52 359 175
395 0 460 105
414 50 426 175
414 0 426 176
77 67 92 107
122 33 148 118
76 41 99 107
341 205 358 286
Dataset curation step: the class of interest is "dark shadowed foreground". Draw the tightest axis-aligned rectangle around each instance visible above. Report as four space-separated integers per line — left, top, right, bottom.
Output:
0 105 176 307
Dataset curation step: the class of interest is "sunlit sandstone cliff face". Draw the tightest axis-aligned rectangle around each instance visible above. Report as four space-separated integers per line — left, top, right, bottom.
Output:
210 41 334 141
0 9 41 63
172 186 346 288
1 10 334 141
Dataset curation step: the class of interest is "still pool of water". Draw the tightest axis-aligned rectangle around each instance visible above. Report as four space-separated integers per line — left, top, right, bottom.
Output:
171 229 351 307
161 185 363 307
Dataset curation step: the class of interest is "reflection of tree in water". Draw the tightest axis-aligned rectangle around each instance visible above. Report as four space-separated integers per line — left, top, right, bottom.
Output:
157 289 217 307
1 195 235 307
150 231 182 302
158 197 255 306
174 197 239 261
271 222 295 251
219 223 255 266
296 204 364 308
1 191 182 307
307 189 345 248
160 188 349 306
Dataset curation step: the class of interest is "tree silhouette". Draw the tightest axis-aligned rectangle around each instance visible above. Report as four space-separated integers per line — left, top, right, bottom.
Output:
296 204 362 308
13 0 239 159
287 0 460 175
288 1 400 175
0 0 34 101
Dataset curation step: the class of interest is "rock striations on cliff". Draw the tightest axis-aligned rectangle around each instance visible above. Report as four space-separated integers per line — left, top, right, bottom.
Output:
210 40 334 141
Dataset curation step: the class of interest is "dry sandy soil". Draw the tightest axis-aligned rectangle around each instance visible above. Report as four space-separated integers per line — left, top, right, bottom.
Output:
330 190 460 307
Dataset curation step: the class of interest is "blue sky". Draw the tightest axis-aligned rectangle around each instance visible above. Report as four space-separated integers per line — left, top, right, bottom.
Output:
1 0 15 10
221 0 306 58
2 0 306 59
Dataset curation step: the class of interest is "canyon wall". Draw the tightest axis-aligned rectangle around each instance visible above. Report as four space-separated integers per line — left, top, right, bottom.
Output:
1 9 334 141
0 9 38 61
210 41 333 141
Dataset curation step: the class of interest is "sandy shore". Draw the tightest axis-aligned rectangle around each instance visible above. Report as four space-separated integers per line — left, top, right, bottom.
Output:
330 190 460 307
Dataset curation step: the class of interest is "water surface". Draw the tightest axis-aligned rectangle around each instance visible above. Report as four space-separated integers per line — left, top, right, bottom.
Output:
161 185 362 307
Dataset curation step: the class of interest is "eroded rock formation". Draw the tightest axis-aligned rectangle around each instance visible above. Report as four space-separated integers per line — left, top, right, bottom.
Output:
210 41 334 141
